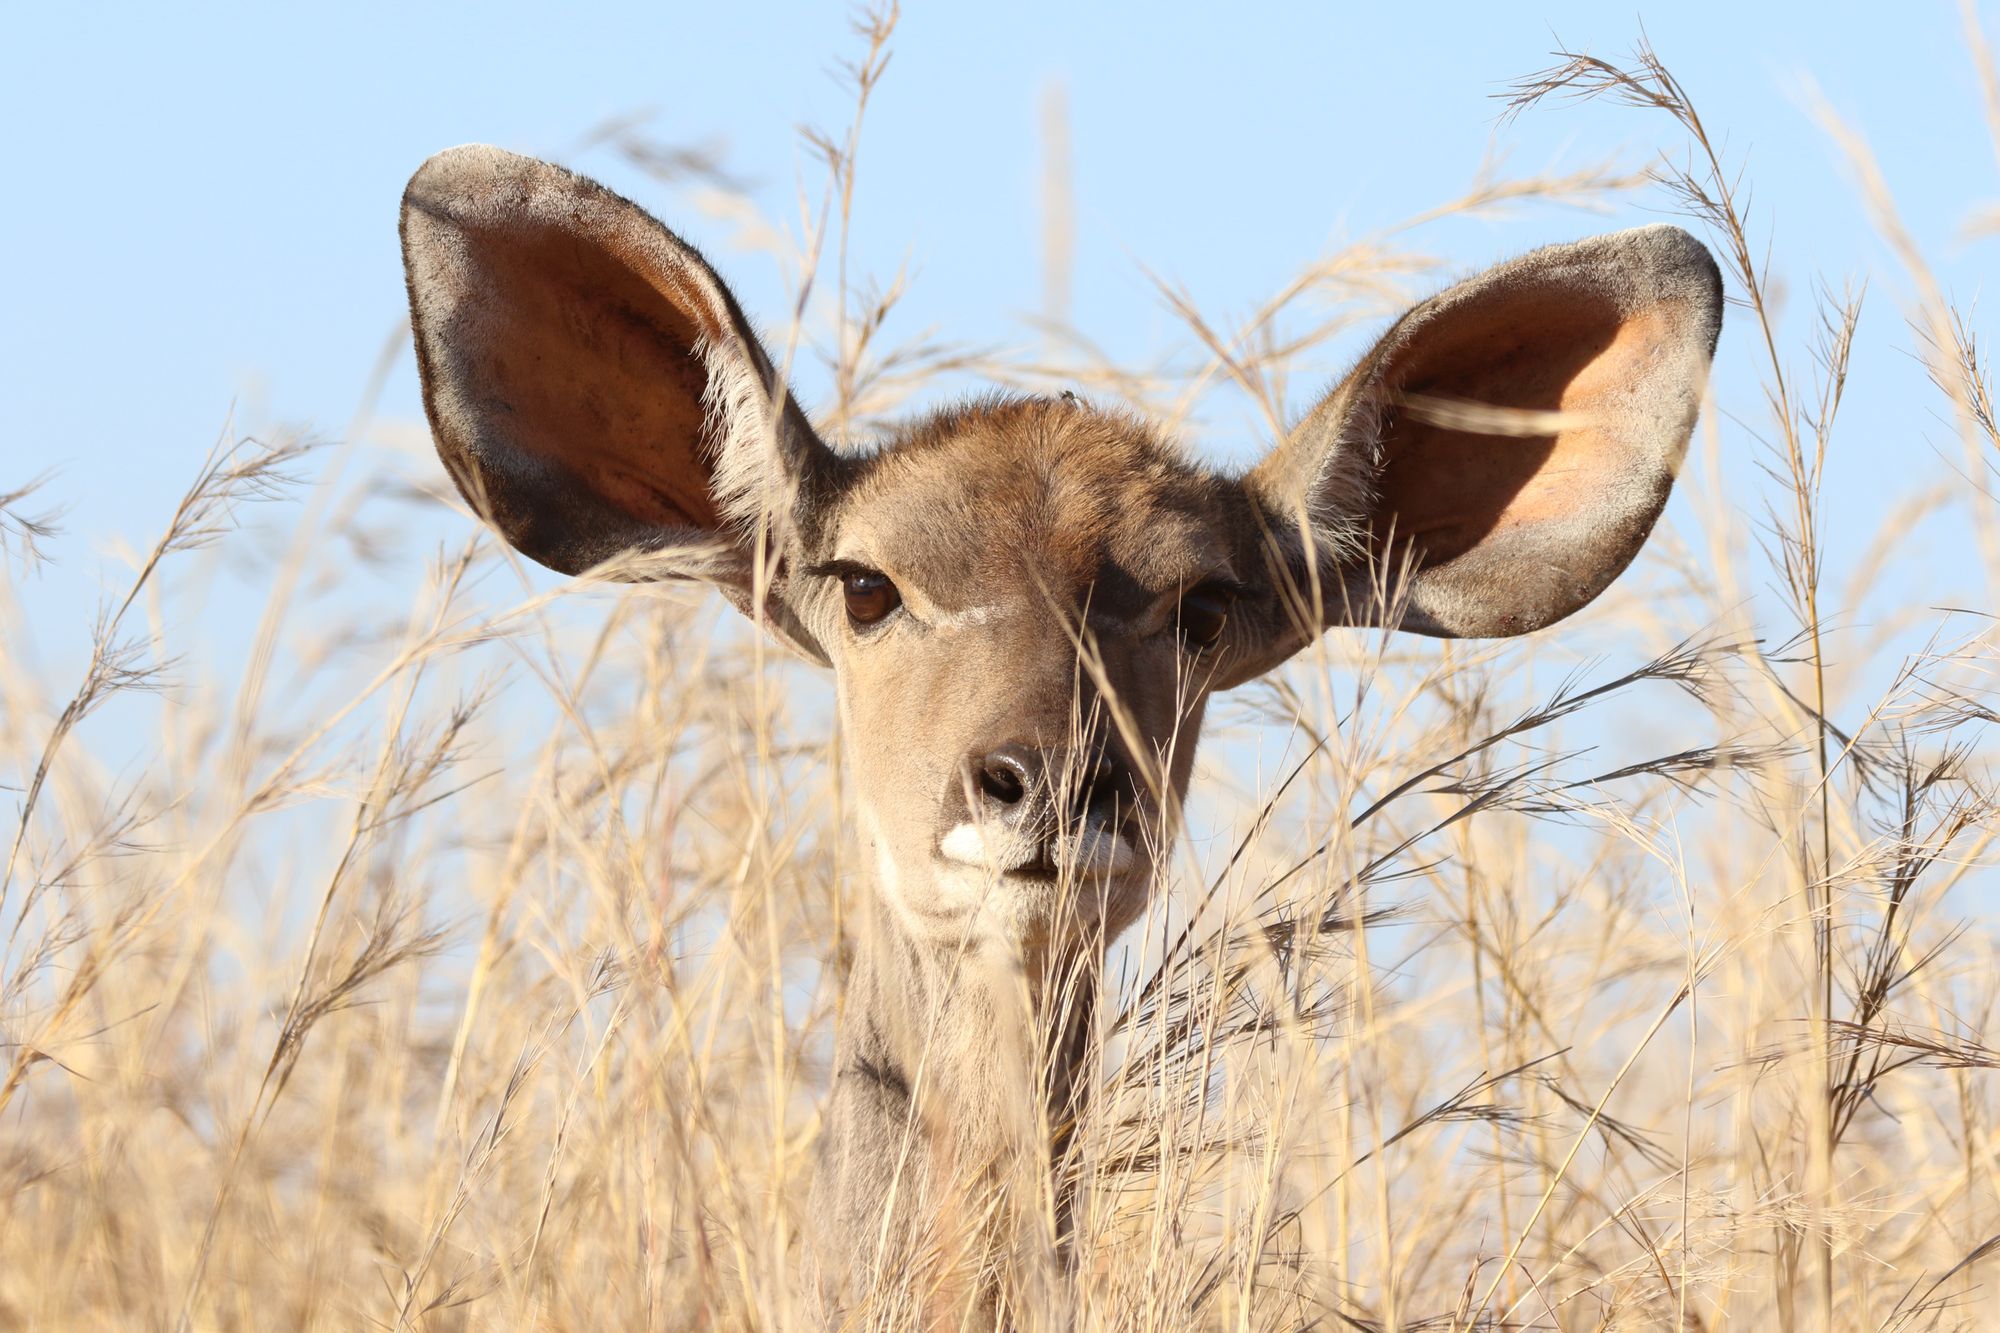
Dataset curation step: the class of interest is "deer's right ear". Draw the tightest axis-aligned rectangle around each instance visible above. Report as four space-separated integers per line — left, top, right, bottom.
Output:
400 144 836 664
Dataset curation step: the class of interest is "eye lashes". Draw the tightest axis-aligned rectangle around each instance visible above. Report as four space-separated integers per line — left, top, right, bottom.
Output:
804 559 886 581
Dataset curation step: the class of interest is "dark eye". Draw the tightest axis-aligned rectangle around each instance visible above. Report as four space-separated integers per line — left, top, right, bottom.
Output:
842 569 901 626
1176 584 1235 649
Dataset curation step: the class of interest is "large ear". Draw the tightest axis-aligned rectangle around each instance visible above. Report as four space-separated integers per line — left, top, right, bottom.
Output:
1239 223 1722 664
400 144 835 662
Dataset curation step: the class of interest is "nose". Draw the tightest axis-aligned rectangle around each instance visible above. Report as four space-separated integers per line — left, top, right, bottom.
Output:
970 742 1130 825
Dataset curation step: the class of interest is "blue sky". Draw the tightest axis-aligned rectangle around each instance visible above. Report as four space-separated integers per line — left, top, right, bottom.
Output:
3 1 1993 660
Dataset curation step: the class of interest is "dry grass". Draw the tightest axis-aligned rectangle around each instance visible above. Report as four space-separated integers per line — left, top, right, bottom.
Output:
5 14 2000 1331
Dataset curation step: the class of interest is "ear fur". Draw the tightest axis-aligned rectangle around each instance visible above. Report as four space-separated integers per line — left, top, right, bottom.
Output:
400 144 834 661
1244 223 1722 649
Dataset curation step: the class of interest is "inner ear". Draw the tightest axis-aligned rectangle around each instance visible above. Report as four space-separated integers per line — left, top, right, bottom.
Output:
463 222 726 534
1372 289 1633 568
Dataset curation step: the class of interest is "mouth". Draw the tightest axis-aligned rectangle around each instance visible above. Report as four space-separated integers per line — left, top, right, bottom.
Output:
937 821 1138 879
1001 849 1062 882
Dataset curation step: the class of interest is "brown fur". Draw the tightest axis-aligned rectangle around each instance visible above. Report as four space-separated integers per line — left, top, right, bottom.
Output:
399 144 1723 1326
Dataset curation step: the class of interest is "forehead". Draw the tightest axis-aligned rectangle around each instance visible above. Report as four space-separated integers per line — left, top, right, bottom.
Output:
833 397 1236 615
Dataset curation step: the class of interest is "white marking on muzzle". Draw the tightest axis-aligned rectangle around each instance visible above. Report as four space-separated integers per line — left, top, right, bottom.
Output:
939 821 1136 876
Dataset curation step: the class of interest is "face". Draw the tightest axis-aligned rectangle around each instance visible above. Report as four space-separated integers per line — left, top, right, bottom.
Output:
788 400 1255 954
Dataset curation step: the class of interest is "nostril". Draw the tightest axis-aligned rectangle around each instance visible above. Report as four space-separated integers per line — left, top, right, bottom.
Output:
976 751 1031 806
1072 753 1127 820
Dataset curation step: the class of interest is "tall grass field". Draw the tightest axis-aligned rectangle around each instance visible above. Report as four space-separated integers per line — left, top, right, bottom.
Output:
4 13 1999 1330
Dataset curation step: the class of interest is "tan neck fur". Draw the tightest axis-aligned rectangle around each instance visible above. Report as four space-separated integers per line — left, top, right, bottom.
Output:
808 867 1097 1327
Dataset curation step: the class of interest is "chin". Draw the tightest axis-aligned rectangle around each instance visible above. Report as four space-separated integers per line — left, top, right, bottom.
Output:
997 862 1157 956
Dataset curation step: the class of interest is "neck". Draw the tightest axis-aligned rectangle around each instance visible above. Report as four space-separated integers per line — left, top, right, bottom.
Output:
808 876 1097 1323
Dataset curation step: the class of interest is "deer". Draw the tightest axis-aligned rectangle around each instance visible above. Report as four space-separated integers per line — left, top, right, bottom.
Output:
399 144 1722 1327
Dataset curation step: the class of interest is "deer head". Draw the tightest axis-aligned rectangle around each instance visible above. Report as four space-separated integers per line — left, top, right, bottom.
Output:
400 143 1722 1320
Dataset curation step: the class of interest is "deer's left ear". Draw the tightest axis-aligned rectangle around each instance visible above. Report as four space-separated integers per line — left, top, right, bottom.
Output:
1226 223 1722 680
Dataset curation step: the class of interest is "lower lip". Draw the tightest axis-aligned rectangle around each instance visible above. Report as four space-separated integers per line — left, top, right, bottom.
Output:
961 861 1134 881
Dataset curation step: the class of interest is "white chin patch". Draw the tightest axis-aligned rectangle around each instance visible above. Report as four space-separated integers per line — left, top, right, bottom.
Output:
938 822 1136 877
